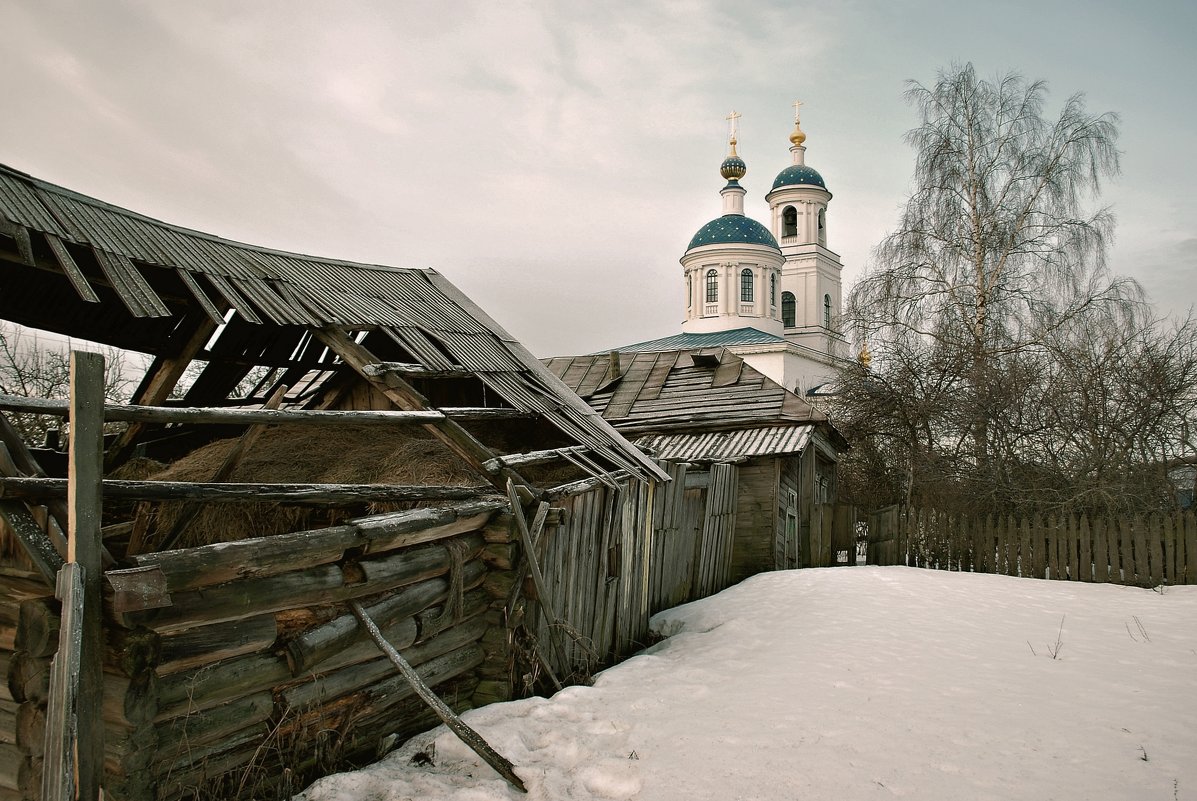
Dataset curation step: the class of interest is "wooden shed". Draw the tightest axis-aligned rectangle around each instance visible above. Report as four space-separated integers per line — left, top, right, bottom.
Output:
544 348 850 581
0 163 672 799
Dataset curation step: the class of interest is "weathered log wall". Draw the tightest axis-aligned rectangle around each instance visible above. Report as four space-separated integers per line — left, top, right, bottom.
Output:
0 498 504 801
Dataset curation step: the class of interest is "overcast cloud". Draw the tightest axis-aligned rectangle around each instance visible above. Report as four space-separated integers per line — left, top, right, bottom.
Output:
2 0 1194 356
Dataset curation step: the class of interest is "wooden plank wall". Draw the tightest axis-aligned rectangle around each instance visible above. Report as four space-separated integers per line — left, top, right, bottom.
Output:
0 501 502 801
532 461 743 684
866 507 1197 587
729 462 775 585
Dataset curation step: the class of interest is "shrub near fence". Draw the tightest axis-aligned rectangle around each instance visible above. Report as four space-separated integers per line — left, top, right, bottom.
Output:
867 507 1197 587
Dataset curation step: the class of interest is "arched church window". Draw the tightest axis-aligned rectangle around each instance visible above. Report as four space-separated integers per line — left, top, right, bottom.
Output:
782 292 796 328
740 269 753 303
770 274 776 307
687 273 692 308
824 294 832 328
782 206 797 238
706 269 719 303
817 208 826 244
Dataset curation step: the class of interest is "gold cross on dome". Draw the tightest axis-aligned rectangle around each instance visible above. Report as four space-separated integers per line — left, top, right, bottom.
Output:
725 110 741 142
792 99 803 121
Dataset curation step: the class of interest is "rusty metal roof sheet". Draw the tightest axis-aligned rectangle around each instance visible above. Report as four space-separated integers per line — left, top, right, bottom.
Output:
636 425 814 461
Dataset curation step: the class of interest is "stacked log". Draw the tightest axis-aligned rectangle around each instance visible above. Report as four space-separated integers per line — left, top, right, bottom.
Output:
0 498 506 801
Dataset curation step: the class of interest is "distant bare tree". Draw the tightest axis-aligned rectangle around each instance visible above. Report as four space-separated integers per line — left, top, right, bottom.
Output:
839 64 1196 516
0 322 135 446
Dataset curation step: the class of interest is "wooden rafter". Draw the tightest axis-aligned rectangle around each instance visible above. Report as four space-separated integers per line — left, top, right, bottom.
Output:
314 326 537 500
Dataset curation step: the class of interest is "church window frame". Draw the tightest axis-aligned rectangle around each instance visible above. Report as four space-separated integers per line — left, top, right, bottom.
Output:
687 273 692 308
782 291 796 328
705 269 719 303
824 293 832 328
740 268 753 303
817 208 826 245
770 274 776 307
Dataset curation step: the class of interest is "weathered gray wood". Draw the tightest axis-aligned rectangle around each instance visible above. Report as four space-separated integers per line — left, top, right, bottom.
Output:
128 524 362 593
350 601 526 793
41 562 83 801
482 446 590 473
67 351 104 801
361 362 473 379
155 652 291 720
0 501 61 587
281 614 488 711
155 691 272 749
286 561 486 675
0 393 535 426
349 501 503 554
0 476 493 505
155 613 279 676
0 413 72 560
16 597 59 658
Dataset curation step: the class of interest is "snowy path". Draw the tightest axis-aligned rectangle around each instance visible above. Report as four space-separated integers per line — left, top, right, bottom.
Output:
295 567 1197 801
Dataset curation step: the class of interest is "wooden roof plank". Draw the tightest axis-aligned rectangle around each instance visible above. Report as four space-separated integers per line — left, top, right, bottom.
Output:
638 352 679 401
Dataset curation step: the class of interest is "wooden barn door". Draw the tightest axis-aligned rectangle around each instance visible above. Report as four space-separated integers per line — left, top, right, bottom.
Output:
693 463 739 597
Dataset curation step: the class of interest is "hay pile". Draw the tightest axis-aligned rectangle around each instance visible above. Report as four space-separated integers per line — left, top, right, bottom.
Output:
127 424 488 554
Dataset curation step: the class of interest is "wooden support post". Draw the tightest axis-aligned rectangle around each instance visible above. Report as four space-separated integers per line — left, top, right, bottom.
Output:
350 601 527 793
68 351 105 800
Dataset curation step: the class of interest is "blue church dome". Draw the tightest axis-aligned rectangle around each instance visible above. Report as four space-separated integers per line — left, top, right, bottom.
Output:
687 215 781 251
771 164 827 190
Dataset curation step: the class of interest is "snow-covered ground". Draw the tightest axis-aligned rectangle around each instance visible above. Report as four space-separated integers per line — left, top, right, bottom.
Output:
295 567 1197 801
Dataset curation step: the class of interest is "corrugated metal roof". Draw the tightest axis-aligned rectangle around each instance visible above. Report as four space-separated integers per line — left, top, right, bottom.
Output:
0 163 669 485
601 327 787 354
636 425 813 461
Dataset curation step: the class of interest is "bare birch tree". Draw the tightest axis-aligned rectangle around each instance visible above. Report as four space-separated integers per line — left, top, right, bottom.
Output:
839 64 1196 515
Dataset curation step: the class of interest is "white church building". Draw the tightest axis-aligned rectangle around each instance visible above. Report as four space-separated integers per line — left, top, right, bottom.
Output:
612 108 850 395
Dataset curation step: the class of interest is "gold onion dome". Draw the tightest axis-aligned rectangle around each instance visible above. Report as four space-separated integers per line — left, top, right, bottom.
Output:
720 136 747 181
789 119 807 146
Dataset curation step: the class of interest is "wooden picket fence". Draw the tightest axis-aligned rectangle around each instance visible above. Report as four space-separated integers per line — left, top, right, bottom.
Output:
867 506 1197 587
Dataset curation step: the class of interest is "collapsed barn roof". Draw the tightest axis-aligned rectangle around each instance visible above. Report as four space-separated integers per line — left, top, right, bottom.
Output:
0 162 666 489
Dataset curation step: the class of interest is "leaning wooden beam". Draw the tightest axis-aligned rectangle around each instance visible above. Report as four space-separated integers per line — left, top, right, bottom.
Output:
0 411 71 558
483 445 590 473
314 326 537 501
362 362 474 379
105 314 218 471
0 444 64 584
0 477 494 505
350 600 527 794
507 480 566 688
0 394 533 424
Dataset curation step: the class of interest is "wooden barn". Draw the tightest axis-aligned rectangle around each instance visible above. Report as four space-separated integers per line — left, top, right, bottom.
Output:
544 348 850 581
0 163 687 800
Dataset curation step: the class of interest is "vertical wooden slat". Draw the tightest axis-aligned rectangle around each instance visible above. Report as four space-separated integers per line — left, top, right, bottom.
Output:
1148 514 1164 588
1078 515 1093 583
1093 518 1109 583
1106 515 1121 583
1162 514 1177 586
1118 515 1134 585
1046 515 1059 580
1132 515 1148 587
41 563 83 801
68 351 105 801
1031 514 1046 579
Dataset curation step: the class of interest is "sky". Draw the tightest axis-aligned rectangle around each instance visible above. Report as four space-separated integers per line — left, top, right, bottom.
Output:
296 567 1197 800
2 0 1194 357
